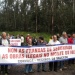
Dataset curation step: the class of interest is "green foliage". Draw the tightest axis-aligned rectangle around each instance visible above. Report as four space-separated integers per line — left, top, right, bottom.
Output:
0 0 75 33
3 31 50 42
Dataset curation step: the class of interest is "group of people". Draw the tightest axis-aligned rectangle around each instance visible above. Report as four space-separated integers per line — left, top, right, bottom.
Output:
22 32 75 74
0 31 75 75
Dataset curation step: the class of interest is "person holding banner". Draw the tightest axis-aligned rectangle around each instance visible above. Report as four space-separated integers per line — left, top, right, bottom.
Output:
24 38 34 74
59 31 68 71
37 36 47 72
71 33 75 64
0 32 10 75
26 34 32 44
67 34 73 65
48 35 60 72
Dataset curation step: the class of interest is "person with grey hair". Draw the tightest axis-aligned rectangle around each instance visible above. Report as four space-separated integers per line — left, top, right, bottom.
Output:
59 31 68 44
59 31 68 71
0 32 10 75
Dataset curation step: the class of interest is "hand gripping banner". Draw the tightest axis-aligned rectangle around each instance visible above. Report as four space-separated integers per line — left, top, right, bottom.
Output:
0 44 75 64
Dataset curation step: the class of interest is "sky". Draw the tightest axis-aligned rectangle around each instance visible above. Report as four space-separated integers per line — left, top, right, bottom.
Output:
0 0 2 1
0 0 4 11
38 0 41 6
0 0 40 2
0 0 40 4
0 0 3 1
0 0 41 10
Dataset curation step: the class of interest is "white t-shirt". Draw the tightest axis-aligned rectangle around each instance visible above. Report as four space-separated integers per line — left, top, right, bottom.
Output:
21 36 24 43
2 39 9 46
48 40 60 45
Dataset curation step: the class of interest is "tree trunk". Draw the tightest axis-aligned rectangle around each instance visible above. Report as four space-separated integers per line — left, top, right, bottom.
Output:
73 0 75 32
51 0 54 34
35 0 38 33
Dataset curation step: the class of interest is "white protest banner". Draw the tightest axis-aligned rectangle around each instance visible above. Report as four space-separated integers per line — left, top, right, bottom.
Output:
0 44 75 64
9 39 21 46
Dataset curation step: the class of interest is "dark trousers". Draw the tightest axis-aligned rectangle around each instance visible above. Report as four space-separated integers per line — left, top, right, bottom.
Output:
49 62 58 71
37 63 45 71
1 65 8 73
68 59 74 64
21 43 24 46
71 59 75 64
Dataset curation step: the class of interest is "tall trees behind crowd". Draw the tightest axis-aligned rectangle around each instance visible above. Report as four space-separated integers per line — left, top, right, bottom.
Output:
0 0 75 34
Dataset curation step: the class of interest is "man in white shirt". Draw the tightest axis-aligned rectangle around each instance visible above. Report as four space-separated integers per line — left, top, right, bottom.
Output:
0 32 9 75
48 35 60 72
48 35 60 45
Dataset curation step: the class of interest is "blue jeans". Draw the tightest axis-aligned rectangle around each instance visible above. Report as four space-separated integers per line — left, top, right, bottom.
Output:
24 64 32 73
37 63 45 71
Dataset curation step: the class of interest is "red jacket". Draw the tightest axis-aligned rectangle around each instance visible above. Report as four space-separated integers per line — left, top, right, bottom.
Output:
26 35 32 43
68 37 73 44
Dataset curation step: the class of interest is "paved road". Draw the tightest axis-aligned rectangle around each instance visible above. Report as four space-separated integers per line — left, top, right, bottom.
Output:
7 63 75 75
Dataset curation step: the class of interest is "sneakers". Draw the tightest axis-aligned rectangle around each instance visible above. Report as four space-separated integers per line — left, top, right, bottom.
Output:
29 71 34 73
64 66 67 69
37 70 46 72
0 71 7 74
60 68 62 71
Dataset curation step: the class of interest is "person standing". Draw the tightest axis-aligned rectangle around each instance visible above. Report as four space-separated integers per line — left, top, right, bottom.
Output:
72 33 75 44
57 33 60 40
0 32 10 75
16 34 20 39
26 34 32 44
24 38 33 74
32 37 37 45
48 35 60 72
59 32 68 44
67 34 73 65
59 31 68 71
71 33 75 64
68 34 73 44
21 35 24 46
37 36 47 72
